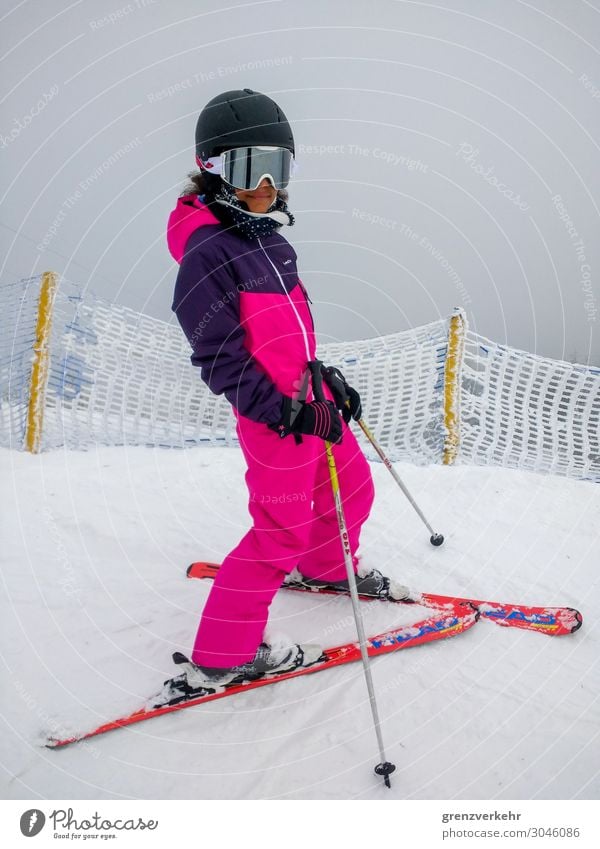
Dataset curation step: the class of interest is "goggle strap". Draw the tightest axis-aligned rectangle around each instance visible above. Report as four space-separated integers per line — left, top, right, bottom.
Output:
196 154 223 173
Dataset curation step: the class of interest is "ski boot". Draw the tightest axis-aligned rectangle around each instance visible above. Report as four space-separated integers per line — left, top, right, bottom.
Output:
287 567 412 602
171 642 325 691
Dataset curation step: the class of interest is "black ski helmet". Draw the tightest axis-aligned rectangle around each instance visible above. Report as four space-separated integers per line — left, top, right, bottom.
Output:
195 88 295 164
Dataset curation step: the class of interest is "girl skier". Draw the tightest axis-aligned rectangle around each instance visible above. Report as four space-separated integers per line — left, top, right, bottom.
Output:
168 89 407 689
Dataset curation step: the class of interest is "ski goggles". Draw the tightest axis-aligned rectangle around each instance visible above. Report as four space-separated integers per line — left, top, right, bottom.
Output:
196 146 296 190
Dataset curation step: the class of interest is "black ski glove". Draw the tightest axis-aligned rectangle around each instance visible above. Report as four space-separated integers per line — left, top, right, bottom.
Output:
321 365 362 424
269 396 343 444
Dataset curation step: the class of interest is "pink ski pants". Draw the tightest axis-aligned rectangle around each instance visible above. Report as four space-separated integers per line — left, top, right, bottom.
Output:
191 415 375 667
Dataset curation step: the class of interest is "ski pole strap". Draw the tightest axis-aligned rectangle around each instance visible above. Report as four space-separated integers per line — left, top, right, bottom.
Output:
307 359 326 403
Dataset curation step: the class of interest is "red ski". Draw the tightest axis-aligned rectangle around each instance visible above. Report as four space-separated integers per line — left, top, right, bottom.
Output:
187 561 582 637
45 603 478 749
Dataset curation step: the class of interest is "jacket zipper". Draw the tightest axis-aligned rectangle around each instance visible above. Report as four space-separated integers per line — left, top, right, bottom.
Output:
297 278 315 332
257 236 312 362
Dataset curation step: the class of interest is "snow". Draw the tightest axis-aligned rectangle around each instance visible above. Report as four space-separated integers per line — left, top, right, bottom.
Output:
1 444 598 800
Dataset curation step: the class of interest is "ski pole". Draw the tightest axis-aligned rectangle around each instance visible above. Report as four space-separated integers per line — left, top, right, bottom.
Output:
356 417 444 547
308 360 396 789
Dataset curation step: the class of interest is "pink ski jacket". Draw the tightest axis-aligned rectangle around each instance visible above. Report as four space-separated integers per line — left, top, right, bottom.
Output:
168 194 317 425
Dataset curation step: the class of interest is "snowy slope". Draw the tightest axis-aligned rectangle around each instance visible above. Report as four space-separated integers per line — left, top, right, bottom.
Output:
1 445 598 800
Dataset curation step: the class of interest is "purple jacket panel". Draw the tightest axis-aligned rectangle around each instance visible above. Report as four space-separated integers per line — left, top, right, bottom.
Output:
172 224 287 425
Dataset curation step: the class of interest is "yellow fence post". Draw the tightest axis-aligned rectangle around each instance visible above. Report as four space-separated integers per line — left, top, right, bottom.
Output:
442 307 466 465
24 271 57 453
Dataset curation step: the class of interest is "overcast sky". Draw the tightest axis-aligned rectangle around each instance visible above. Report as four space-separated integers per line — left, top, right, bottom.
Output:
2 0 599 364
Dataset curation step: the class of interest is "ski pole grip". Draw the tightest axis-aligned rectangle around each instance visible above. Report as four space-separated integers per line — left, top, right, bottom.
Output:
308 359 326 403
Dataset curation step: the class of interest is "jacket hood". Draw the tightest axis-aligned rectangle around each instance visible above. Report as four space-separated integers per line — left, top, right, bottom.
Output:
167 194 220 264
